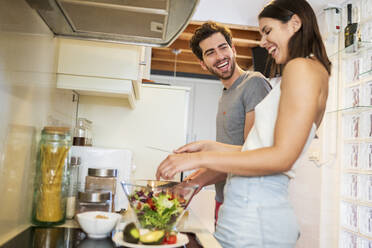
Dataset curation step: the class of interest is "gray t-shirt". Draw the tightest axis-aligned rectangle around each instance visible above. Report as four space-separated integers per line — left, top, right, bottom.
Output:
215 71 271 203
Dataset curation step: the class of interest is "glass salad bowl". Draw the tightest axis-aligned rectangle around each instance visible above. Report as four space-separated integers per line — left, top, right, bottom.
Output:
121 180 199 232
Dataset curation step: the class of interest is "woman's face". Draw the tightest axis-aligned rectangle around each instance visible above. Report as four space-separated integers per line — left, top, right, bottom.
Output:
259 17 297 65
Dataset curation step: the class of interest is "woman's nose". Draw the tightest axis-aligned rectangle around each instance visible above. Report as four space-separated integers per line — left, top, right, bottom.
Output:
260 36 267 48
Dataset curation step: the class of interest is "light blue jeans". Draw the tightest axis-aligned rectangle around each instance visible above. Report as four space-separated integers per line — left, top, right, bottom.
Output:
214 174 299 248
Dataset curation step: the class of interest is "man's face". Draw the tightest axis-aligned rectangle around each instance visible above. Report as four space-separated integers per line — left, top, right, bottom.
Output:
199 32 237 80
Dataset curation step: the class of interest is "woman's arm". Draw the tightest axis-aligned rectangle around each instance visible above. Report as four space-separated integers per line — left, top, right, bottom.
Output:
174 140 242 154
157 58 327 180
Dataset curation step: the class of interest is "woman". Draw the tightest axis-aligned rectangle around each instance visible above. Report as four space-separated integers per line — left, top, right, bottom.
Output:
156 0 331 247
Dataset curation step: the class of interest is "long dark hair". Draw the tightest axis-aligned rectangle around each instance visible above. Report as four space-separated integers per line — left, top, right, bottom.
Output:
259 0 331 76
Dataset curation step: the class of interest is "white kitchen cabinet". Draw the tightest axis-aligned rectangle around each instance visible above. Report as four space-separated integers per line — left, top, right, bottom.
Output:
56 38 151 108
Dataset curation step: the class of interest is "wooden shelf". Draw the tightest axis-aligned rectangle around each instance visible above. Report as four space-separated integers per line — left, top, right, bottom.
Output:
151 21 259 74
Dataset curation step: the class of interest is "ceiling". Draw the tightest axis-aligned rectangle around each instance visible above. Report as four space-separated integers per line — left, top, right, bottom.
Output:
150 0 345 77
192 0 345 27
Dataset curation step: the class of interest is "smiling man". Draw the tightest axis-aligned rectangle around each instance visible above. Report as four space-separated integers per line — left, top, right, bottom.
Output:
186 21 271 225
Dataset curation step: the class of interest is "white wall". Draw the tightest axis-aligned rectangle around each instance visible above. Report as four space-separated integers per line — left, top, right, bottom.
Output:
77 85 190 180
288 143 323 248
0 0 76 244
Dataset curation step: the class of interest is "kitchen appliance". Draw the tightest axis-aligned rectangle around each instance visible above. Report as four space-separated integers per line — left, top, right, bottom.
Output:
25 0 199 47
70 146 133 211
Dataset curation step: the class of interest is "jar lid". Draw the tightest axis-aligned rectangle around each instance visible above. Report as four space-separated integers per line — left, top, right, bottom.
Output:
88 168 118 177
78 191 111 202
43 126 71 134
70 156 81 166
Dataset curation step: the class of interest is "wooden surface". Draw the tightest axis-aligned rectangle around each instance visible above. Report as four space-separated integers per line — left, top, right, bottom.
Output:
151 21 261 75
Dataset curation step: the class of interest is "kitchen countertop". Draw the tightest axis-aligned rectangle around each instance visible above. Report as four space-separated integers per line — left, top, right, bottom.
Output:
0 209 222 248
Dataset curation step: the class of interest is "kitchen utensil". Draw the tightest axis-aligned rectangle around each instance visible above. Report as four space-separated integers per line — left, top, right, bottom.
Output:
146 146 173 153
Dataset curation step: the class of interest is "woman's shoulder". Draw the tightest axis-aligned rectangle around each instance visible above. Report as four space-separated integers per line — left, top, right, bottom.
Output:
280 57 329 97
284 57 328 78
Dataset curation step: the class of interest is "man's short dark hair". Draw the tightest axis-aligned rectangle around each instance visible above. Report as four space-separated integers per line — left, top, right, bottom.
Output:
190 21 233 61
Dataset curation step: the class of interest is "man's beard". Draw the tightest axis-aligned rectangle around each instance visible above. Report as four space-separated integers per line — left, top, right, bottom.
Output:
205 56 236 80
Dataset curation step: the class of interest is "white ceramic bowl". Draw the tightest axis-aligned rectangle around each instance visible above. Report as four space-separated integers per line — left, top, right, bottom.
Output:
76 211 122 239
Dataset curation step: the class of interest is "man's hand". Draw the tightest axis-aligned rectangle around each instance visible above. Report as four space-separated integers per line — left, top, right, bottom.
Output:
184 168 207 181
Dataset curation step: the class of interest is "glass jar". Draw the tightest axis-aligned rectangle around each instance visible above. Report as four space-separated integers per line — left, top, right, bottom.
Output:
32 126 72 226
84 119 93 146
85 168 117 211
66 156 81 219
73 119 86 146
76 191 112 214
73 118 93 146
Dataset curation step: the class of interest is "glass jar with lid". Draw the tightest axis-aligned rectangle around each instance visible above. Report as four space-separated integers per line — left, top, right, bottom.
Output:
85 168 117 211
76 191 112 214
32 126 72 226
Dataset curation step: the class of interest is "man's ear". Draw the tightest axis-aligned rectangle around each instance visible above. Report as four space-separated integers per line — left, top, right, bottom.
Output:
199 60 207 71
290 14 302 33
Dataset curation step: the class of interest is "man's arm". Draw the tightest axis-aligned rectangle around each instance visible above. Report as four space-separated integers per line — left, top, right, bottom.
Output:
184 168 226 193
244 111 255 140
242 75 271 139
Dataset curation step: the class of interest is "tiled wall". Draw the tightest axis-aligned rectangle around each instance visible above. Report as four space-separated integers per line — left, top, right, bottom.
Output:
0 0 76 244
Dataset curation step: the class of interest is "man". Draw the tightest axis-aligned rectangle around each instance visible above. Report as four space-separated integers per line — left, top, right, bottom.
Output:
185 21 271 224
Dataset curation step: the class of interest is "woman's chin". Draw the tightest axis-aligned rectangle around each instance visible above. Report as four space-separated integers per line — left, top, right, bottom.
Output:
274 56 286 65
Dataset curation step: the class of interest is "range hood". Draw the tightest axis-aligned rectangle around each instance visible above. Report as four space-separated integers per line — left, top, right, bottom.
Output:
26 0 199 47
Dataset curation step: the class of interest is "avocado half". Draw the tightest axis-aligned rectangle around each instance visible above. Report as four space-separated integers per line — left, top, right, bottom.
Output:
139 230 165 245
123 223 140 244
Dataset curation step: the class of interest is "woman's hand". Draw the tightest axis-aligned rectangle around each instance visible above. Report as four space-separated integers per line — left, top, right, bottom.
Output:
174 140 241 154
156 141 242 180
174 140 213 153
156 152 202 180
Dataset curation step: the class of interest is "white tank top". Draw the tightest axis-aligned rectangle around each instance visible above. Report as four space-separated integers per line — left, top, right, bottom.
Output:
241 80 317 178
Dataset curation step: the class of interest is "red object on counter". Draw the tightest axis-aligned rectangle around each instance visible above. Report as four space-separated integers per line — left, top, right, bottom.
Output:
163 234 177 244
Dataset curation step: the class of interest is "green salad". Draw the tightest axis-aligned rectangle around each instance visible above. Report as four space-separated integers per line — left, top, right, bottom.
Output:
129 189 185 230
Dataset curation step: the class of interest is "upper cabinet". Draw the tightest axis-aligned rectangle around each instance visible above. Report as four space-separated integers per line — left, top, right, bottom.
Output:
56 38 151 108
